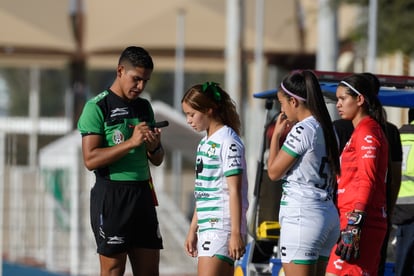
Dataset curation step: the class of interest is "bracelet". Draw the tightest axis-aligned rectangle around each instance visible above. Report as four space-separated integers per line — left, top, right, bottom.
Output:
148 144 163 155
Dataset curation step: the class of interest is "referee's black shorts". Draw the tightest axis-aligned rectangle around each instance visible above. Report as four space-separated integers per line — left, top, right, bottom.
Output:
90 178 163 256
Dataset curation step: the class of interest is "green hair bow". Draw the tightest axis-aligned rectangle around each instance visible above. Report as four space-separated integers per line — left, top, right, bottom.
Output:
202 81 222 102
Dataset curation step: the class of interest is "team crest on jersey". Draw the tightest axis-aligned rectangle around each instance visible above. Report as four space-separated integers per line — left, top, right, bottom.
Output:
207 144 216 157
112 130 124 144
209 218 219 227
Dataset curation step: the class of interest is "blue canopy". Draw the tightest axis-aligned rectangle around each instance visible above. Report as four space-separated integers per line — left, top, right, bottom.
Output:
254 82 414 108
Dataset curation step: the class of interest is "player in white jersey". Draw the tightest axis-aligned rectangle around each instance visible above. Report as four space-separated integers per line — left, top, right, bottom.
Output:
194 126 248 234
182 82 249 276
267 70 341 276
281 117 334 203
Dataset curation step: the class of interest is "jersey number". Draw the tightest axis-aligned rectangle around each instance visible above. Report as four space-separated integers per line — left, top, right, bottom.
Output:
316 156 329 190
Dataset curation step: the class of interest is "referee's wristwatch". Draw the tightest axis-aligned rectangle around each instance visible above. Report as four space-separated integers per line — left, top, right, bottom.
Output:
148 143 163 155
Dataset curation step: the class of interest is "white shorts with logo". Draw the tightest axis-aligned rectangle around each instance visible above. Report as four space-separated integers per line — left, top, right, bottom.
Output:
278 199 340 264
197 229 231 259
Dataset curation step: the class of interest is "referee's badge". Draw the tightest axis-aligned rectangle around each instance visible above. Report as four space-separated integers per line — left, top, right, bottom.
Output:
112 129 125 144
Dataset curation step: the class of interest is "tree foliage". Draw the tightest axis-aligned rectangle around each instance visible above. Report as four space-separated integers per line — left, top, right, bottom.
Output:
377 0 414 55
342 0 414 55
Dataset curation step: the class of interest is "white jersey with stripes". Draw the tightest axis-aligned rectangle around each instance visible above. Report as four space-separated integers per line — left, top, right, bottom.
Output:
280 116 334 205
194 125 248 234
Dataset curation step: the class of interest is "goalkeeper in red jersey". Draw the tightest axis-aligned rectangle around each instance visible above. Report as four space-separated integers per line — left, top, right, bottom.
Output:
326 73 389 276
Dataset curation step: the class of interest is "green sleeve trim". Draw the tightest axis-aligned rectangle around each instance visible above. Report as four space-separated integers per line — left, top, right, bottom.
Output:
281 145 299 158
224 169 242 177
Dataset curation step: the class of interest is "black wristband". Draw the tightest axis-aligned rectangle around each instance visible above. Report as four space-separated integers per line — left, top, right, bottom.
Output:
148 144 162 155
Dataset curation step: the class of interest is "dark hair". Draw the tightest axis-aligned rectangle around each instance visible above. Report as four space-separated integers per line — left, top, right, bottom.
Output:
181 82 241 135
280 70 340 176
118 46 154 69
338 73 386 131
361 72 380 95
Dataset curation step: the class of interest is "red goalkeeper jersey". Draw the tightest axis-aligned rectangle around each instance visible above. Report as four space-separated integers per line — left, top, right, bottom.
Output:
337 116 388 228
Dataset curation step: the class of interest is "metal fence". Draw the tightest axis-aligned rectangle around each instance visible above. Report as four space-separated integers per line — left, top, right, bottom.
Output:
0 131 197 276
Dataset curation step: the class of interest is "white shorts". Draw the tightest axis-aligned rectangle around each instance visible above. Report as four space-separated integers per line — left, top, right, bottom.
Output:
197 229 232 261
278 200 340 264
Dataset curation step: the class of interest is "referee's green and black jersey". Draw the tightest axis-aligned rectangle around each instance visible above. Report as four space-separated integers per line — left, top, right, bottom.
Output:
78 89 155 181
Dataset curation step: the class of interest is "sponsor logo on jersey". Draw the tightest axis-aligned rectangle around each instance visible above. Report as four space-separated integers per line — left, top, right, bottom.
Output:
229 159 241 168
110 107 129 117
195 191 210 199
361 145 376 150
228 144 241 163
228 154 241 159
294 125 304 134
286 125 304 149
205 231 220 240
362 153 377 159
361 143 377 159
229 143 237 152
228 153 242 167
196 157 204 178
333 258 344 270
363 135 373 143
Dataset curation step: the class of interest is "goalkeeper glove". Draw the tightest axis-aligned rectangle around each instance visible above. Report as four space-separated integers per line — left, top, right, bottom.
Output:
335 210 366 261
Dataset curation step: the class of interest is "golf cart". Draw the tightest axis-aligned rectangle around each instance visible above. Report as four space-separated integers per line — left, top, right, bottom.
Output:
234 71 414 276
